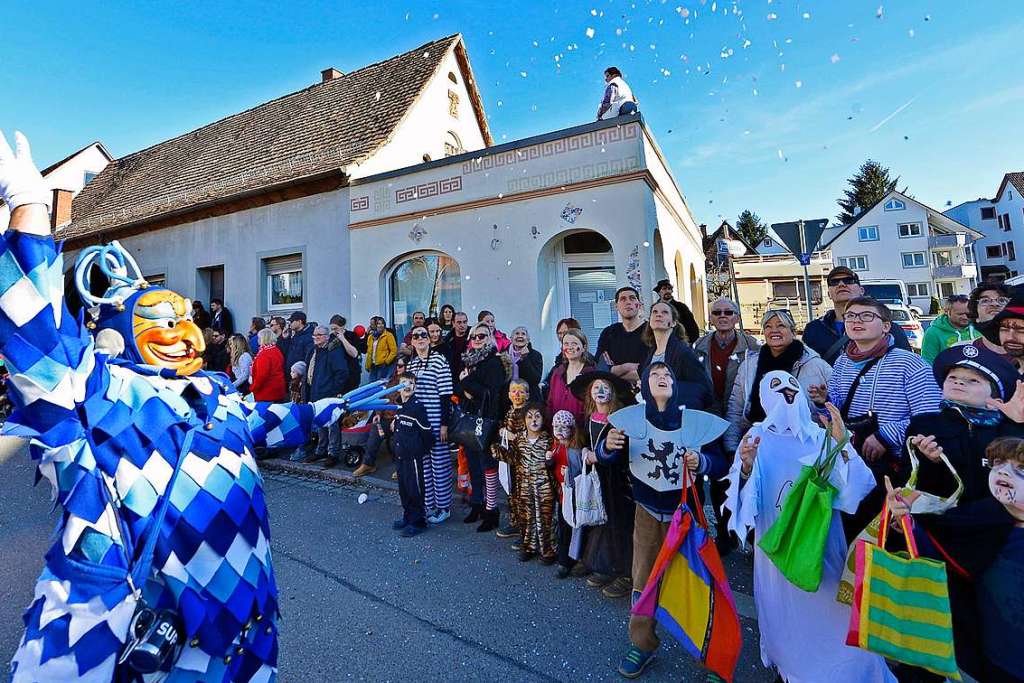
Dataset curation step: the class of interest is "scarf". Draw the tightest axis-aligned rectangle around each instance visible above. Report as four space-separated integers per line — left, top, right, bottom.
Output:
941 399 1003 427
508 344 528 381
747 340 805 423
845 335 891 363
371 327 383 338
461 345 494 370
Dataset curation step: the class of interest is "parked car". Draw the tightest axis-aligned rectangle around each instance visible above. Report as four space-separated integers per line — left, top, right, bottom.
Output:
861 279 923 316
889 304 923 351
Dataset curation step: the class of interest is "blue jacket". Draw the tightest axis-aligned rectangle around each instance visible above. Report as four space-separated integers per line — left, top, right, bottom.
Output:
305 344 349 401
804 309 912 364
285 323 315 373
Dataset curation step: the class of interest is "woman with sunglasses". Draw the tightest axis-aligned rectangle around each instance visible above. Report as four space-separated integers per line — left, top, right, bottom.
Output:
406 325 456 523
458 324 512 531
724 309 832 453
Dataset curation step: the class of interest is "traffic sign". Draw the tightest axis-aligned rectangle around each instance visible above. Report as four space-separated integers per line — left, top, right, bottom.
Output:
771 219 829 259
798 253 811 266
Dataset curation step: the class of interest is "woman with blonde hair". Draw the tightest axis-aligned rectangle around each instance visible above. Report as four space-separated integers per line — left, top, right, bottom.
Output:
227 333 254 393
250 327 287 402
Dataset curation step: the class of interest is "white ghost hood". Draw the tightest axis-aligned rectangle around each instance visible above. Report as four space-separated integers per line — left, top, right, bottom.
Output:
758 370 818 443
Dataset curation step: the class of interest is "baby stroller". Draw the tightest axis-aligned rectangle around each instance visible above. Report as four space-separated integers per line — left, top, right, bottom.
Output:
338 410 375 468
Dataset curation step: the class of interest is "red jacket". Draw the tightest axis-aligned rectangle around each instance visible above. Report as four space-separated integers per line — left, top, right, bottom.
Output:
250 345 287 401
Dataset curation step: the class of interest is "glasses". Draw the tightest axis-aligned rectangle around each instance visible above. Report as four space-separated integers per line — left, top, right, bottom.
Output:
843 311 883 323
828 276 858 286
979 296 1010 306
410 332 428 339
471 333 490 341
711 309 736 316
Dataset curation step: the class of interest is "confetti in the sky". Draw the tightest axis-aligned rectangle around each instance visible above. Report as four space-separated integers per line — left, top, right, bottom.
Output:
830 53 841 63
802 12 811 19
767 12 778 20
519 71 528 77
908 29 915 38
876 5 884 18
795 80 803 88
585 27 595 38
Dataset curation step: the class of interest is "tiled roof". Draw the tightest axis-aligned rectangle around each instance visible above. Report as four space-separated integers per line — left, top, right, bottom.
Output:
64 34 478 240
996 172 1024 201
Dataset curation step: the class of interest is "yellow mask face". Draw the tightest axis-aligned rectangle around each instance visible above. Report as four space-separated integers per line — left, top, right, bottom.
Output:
508 383 529 409
132 289 206 376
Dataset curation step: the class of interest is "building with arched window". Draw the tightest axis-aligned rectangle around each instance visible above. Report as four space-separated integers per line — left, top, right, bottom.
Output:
59 33 706 364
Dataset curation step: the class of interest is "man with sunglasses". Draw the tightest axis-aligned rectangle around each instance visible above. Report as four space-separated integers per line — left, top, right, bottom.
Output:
803 266 912 365
921 294 981 363
692 297 760 416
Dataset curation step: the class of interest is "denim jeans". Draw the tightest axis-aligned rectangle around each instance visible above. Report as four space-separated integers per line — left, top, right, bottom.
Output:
368 364 393 382
315 421 343 457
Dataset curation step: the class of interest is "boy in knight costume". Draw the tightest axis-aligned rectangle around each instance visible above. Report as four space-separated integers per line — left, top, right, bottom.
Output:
0 131 396 682
599 362 729 678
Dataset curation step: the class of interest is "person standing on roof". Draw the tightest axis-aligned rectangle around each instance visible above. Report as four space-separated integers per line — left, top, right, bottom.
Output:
596 67 638 120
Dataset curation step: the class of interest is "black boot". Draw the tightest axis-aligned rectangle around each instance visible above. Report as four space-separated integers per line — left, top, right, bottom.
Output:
463 504 482 524
476 508 499 533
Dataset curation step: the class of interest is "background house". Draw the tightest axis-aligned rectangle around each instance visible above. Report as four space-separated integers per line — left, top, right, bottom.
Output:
821 190 981 310
945 172 1024 282
0 141 111 230
57 34 706 362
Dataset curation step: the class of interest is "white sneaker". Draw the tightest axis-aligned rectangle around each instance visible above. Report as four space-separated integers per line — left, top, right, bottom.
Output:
427 509 451 525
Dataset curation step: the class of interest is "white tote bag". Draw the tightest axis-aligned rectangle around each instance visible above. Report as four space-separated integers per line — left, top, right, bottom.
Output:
572 461 607 527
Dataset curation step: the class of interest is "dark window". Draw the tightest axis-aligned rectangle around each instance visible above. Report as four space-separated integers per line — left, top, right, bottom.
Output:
563 232 612 254
1009 242 1017 261
986 245 1002 258
981 207 996 220
772 280 823 304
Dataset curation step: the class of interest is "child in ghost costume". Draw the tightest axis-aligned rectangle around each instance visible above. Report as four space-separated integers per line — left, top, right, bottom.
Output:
725 370 895 683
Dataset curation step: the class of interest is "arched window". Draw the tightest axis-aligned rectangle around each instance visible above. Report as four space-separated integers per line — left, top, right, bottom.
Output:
444 131 464 157
388 252 462 341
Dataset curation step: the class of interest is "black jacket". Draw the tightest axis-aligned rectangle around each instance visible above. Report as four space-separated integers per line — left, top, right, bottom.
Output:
669 299 701 344
305 344 349 402
211 307 234 335
510 347 544 402
385 398 434 461
458 350 508 421
804 310 912 364
907 408 1024 503
639 333 713 394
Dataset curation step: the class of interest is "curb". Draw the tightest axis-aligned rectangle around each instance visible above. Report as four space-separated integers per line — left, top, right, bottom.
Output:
258 458 399 492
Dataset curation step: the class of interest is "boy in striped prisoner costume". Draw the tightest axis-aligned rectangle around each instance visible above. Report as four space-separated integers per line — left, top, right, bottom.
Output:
0 131 395 682
405 326 455 524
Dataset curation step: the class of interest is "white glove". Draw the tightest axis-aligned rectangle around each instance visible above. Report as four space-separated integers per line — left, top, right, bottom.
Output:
0 131 51 211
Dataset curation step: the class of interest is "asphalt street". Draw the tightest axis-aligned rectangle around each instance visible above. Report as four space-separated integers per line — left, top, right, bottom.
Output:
0 436 773 682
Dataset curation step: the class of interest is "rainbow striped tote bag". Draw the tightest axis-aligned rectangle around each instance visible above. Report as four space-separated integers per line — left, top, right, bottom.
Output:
846 503 960 680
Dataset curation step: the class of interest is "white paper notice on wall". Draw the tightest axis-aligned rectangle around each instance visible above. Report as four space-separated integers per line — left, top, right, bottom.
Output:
393 301 407 325
579 292 597 303
592 302 613 329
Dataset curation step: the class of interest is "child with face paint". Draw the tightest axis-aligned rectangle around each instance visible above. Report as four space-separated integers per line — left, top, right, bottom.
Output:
889 437 1024 682
569 371 636 599
493 379 531 541
510 404 558 563
548 410 585 578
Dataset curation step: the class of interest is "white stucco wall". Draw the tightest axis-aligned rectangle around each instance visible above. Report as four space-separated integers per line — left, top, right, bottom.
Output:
110 190 350 327
46 145 111 194
348 47 487 180
348 182 653 362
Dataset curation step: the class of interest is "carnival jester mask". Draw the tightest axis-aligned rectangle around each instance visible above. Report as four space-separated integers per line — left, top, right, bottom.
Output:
75 241 205 375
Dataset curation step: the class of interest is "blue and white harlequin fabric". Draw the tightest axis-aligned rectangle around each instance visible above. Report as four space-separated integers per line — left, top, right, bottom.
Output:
0 230 344 683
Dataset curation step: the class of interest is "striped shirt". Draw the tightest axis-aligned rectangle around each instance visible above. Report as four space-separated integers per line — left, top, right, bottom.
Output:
827 346 941 449
406 351 454 426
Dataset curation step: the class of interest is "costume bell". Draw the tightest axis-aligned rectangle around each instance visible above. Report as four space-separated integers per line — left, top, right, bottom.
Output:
724 371 895 683
0 131 396 683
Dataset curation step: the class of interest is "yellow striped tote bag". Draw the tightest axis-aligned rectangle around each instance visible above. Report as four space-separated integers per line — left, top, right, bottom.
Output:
846 503 960 680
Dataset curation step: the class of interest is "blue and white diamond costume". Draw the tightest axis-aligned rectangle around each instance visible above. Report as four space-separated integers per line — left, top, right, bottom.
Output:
0 133 395 683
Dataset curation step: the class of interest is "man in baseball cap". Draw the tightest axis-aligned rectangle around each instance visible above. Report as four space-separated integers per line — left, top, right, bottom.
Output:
803 265 912 364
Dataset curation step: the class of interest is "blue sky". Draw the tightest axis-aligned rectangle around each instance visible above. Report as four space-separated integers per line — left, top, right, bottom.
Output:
3 1 1022 228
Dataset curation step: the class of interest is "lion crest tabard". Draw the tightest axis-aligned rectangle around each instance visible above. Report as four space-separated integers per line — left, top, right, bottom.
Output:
609 404 729 493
